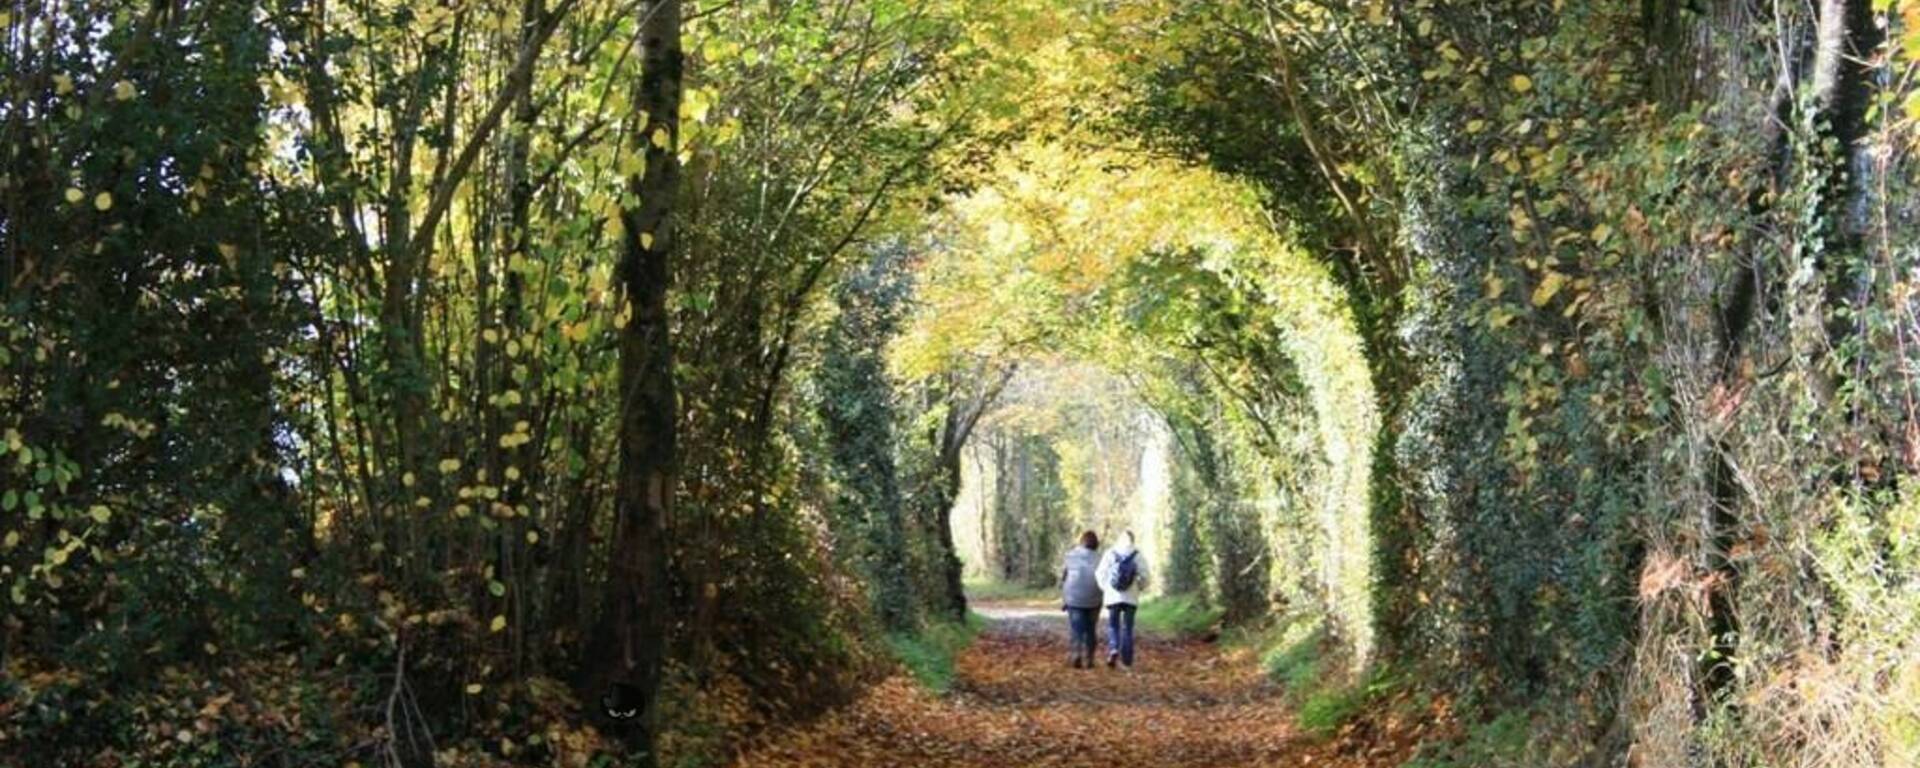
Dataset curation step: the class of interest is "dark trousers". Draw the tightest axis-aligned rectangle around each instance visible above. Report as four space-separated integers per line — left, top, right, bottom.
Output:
1106 604 1137 666
1066 607 1097 661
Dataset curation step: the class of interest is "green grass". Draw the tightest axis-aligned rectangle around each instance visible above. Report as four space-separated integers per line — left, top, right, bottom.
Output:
1134 593 1224 637
1261 626 1325 692
1399 710 1530 768
884 612 985 694
1298 684 1371 735
962 578 1055 602
1252 620 1407 739
1261 627 1355 737
1248 617 1534 765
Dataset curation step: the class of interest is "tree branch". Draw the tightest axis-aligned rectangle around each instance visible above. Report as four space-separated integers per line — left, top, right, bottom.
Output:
407 0 580 266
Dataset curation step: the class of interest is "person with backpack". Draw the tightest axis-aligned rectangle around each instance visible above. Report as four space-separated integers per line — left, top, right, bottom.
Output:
1060 530 1104 669
1097 530 1150 669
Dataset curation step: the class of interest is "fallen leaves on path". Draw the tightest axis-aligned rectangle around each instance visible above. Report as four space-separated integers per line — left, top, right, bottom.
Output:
731 603 1419 767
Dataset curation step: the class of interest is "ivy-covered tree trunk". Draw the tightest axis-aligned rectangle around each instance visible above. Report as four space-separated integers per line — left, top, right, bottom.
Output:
988 433 1016 581
982 433 1068 587
818 250 916 630
1161 418 1212 599
914 368 1012 620
588 0 682 761
933 421 971 620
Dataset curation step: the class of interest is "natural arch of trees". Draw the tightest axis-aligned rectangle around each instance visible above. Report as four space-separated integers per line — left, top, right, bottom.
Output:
5 1 1920 766
891 142 1380 667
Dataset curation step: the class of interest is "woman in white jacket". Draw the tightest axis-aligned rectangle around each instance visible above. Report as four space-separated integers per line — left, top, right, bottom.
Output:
1096 530 1150 668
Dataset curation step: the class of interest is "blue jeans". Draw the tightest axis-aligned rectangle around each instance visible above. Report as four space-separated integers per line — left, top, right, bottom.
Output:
1106 604 1137 666
1066 607 1097 661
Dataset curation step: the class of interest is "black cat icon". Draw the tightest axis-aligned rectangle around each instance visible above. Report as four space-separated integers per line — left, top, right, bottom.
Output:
601 682 643 721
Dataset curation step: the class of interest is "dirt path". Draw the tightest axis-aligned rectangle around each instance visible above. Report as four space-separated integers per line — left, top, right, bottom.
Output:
730 599 1384 767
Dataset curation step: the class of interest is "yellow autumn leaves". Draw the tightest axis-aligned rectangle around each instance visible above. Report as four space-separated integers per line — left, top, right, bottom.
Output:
63 188 112 211
889 136 1382 664
893 141 1331 379
1531 270 1567 307
499 420 534 449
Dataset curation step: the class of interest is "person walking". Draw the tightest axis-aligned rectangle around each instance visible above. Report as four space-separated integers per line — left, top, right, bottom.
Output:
1060 530 1104 669
1097 530 1149 669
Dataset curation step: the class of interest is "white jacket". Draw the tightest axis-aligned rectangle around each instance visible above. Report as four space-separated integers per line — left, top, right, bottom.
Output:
1096 544 1149 607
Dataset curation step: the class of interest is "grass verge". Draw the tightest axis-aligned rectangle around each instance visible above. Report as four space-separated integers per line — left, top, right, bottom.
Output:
1254 620 1406 739
1135 593 1224 637
962 578 1055 602
1399 710 1529 768
884 612 985 694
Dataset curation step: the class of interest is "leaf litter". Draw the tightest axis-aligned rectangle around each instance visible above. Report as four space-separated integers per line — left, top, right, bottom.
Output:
731 602 1425 767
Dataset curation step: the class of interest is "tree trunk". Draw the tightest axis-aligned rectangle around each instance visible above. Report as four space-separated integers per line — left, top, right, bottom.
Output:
587 0 681 762
934 443 971 620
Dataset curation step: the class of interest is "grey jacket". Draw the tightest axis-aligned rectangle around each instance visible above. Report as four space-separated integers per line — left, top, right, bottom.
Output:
1061 546 1103 609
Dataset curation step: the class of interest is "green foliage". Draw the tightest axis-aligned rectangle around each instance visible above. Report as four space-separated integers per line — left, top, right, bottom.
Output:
1117 0 1920 763
1135 594 1224 638
902 136 1381 661
1266 636 1399 740
985 431 1070 588
2 0 982 760
1 0 310 691
1248 616 1408 741
1400 711 1531 768
1261 625 1328 695
961 578 1056 603
885 613 985 694
1296 685 1371 739
813 247 920 630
